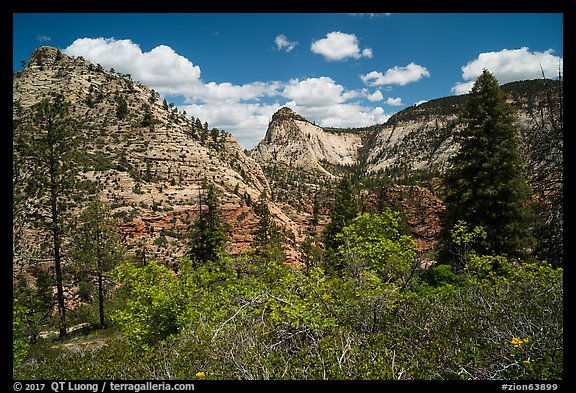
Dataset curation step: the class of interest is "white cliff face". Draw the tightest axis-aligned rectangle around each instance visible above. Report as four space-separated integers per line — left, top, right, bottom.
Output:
366 115 461 173
253 82 560 180
253 107 363 176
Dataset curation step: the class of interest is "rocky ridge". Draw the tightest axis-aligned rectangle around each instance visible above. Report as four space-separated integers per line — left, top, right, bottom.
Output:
364 80 561 177
13 46 303 268
252 107 365 177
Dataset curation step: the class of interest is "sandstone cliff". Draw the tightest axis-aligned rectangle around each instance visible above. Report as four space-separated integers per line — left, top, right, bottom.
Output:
12 46 301 267
252 107 364 177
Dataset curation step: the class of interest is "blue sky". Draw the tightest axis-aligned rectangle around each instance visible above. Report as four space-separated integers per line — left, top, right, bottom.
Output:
13 13 563 149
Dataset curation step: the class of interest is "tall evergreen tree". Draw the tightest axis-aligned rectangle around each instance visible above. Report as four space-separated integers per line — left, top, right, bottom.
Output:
323 175 358 252
13 93 84 340
188 183 228 265
70 200 126 328
115 95 128 119
252 191 286 262
439 70 533 267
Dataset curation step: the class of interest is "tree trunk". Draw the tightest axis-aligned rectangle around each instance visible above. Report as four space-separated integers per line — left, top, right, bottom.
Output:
50 159 67 341
96 229 105 329
98 265 105 329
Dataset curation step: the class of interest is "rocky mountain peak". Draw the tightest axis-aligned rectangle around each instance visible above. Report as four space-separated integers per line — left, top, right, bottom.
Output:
13 46 562 270
13 46 298 266
270 107 308 123
29 46 63 62
254 108 363 176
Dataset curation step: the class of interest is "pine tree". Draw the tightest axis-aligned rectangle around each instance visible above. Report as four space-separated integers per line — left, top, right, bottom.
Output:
439 70 533 267
13 93 84 340
188 183 228 265
323 175 358 252
70 200 126 328
252 191 286 262
116 95 128 119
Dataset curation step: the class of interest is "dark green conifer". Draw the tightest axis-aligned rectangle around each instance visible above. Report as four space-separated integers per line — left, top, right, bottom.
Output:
439 70 533 267
323 175 358 253
188 183 228 265
13 93 84 340
252 191 286 262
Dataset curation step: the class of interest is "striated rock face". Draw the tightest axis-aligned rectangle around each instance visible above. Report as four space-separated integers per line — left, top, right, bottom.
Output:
366 113 460 174
365 81 562 175
252 107 364 177
12 46 300 268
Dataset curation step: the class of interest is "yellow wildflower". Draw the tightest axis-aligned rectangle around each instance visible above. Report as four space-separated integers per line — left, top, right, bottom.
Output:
195 371 205 377
511 337 529 349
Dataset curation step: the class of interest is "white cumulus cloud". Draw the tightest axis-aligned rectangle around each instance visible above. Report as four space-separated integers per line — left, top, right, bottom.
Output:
367 90 383 102
37 35 52 42
185 81 282 105
63 37 284 103
384 97 403 106
282 77 359 107
361 63 431 86
451 47 563 95
451 81 476 96
63 37 392 149
275 34 298 52
64 38 203 97
311 31 372 61
180 102 282 149
286 102 390 129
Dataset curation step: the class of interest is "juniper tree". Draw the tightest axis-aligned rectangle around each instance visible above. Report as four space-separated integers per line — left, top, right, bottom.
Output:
439 70 533 268
116 95 128 119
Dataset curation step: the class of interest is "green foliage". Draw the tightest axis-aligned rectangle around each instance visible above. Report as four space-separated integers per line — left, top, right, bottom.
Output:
16 249 562 380
336 210 417 283
70 200 126 328
13 303 29 371
188 184 229 265
115 95 128 119
440 70 533 264
141 103 155 127
419 264 465 291
465 253 514 281
322 175 358 273
110 260 184 350
450 220 487 246
13 267 54 345
520 77 563 267
12 50 563 381
252 192 286 262
14 92 87 340
441 220 516 281
443 220 488 271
